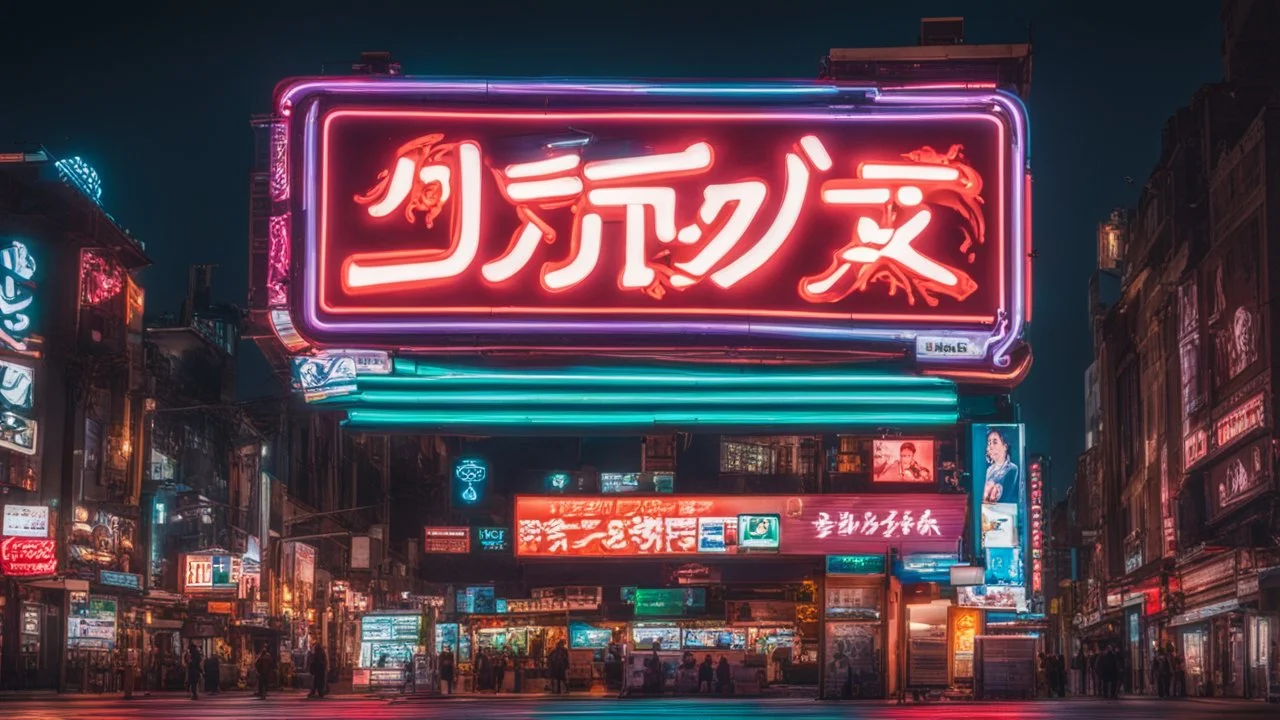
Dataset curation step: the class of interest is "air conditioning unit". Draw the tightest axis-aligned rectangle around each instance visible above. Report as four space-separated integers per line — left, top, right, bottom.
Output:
920 17 964 46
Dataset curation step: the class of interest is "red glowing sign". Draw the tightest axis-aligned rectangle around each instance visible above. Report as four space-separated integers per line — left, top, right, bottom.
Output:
273 81 1029 373
513 494 967 558
1029 460 1043 595
0 536 57 577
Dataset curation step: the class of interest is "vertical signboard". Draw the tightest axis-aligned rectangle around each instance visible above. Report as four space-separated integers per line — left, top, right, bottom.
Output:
1028 455 1044 598
947 605 984 685
971 424 1027 600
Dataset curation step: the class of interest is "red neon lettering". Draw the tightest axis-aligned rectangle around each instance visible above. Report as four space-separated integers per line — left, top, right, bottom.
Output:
801 144 984 307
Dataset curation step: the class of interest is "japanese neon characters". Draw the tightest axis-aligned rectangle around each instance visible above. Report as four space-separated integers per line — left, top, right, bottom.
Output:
346 133 986 309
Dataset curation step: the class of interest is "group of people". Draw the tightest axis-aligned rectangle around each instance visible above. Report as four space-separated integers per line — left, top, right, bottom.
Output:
183 642 275 700
473 647 513 692
1037 652 1068 697
1077 644 1127 698
1150 644 1188 698
678 651 732 694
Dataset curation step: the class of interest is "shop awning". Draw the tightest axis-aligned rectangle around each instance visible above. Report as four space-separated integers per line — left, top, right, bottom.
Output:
22 577 89 591
1168 598 1240 628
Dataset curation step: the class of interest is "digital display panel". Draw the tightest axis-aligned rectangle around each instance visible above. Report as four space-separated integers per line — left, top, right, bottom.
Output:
972 424 1026 590
514 494 967 558
274 80 1029 376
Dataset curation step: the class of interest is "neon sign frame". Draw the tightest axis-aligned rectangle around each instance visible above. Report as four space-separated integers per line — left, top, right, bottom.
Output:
270 79 1030 379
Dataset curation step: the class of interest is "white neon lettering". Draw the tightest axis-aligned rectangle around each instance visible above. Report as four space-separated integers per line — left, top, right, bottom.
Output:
622 204 656 288
365 157 417 218
583 142 712 181
505 154 581 179
482 222 544 283
860 163 961 182
822 187 891 205
896 186 924 206
543 212 602 291
799 135 832 171
345 141 483 289
506 177 584 202
674 181 767 279
710 153 809 288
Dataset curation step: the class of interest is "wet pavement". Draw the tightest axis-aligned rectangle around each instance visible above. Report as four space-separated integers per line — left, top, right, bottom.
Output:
0 691 1274 719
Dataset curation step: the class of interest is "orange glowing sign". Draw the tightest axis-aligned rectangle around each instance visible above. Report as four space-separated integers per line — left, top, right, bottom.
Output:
272 81 1030 374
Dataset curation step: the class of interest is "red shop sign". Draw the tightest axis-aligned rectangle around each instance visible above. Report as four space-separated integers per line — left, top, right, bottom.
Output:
514 494 967 558
273 81 1029 374
0 536 58 577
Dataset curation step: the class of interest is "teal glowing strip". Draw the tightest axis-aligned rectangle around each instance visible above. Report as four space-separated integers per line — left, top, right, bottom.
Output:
336 390 956 407
362 365 953 389
343 409 959 428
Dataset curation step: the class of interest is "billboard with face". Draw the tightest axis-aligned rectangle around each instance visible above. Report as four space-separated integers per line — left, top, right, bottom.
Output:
264 79 1029 380
971 424 1026 590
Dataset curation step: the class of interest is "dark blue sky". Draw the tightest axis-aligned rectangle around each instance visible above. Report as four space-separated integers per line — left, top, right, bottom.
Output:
0 1 1223 499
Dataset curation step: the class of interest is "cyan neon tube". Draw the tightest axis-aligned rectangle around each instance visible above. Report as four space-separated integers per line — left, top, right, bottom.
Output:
343 409 960 429
332 390 957 407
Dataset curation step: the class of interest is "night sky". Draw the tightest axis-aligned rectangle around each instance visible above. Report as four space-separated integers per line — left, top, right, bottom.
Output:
0 1 1223 500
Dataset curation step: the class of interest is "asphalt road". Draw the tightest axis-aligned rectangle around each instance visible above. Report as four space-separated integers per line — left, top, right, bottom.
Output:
0 693 1272 719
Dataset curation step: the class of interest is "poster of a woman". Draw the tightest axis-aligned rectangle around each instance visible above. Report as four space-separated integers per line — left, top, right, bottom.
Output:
980 428 1021 504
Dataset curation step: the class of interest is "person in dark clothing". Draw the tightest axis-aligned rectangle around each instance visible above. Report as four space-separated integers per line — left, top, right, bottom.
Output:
715 656 731 695
645 647 663 694
439 648 455 694
698 655 714 693
254 648 272 699
1039 653 1050 697
185 642 203 700
491 652 507 694
548 640 569 694
204 652 220 694
308 646 328 698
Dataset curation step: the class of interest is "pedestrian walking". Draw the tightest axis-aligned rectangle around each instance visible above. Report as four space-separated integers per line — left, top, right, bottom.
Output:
548 640 569 694
308 645 328 698
184 642 203 700
254 648 272 699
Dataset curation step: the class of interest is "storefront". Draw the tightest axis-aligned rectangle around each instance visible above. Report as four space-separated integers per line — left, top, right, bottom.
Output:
354 611 422 690
1171 550 1249 697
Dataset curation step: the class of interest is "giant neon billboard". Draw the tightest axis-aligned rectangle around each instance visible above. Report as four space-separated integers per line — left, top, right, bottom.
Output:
514 493 967 558
269 80 1030 378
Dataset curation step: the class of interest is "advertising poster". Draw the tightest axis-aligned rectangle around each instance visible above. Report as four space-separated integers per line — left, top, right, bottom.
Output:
872 439 935 483
979 503 1019 549
0 358 37 455
569 622 614 649
957 585 1027 612
423 527 471 554
68 593 117 650
290 354 358 402
1208 438 1271 519
737 514 780 549
947 606 984 685
632 624 681 650
983 547 1024 586
972 423 1026 589
68 508 138 581
2 504 49 538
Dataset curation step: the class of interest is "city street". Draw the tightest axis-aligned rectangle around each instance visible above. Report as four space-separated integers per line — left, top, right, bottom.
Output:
0 694 1274 720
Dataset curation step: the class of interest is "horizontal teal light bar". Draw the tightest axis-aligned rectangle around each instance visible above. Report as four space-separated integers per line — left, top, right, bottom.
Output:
329 390 956 407
343 409 960 429
365 364 953 390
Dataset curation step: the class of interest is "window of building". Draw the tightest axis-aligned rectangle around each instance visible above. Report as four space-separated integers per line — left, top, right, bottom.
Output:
831 436 864 473
720 440 776 474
